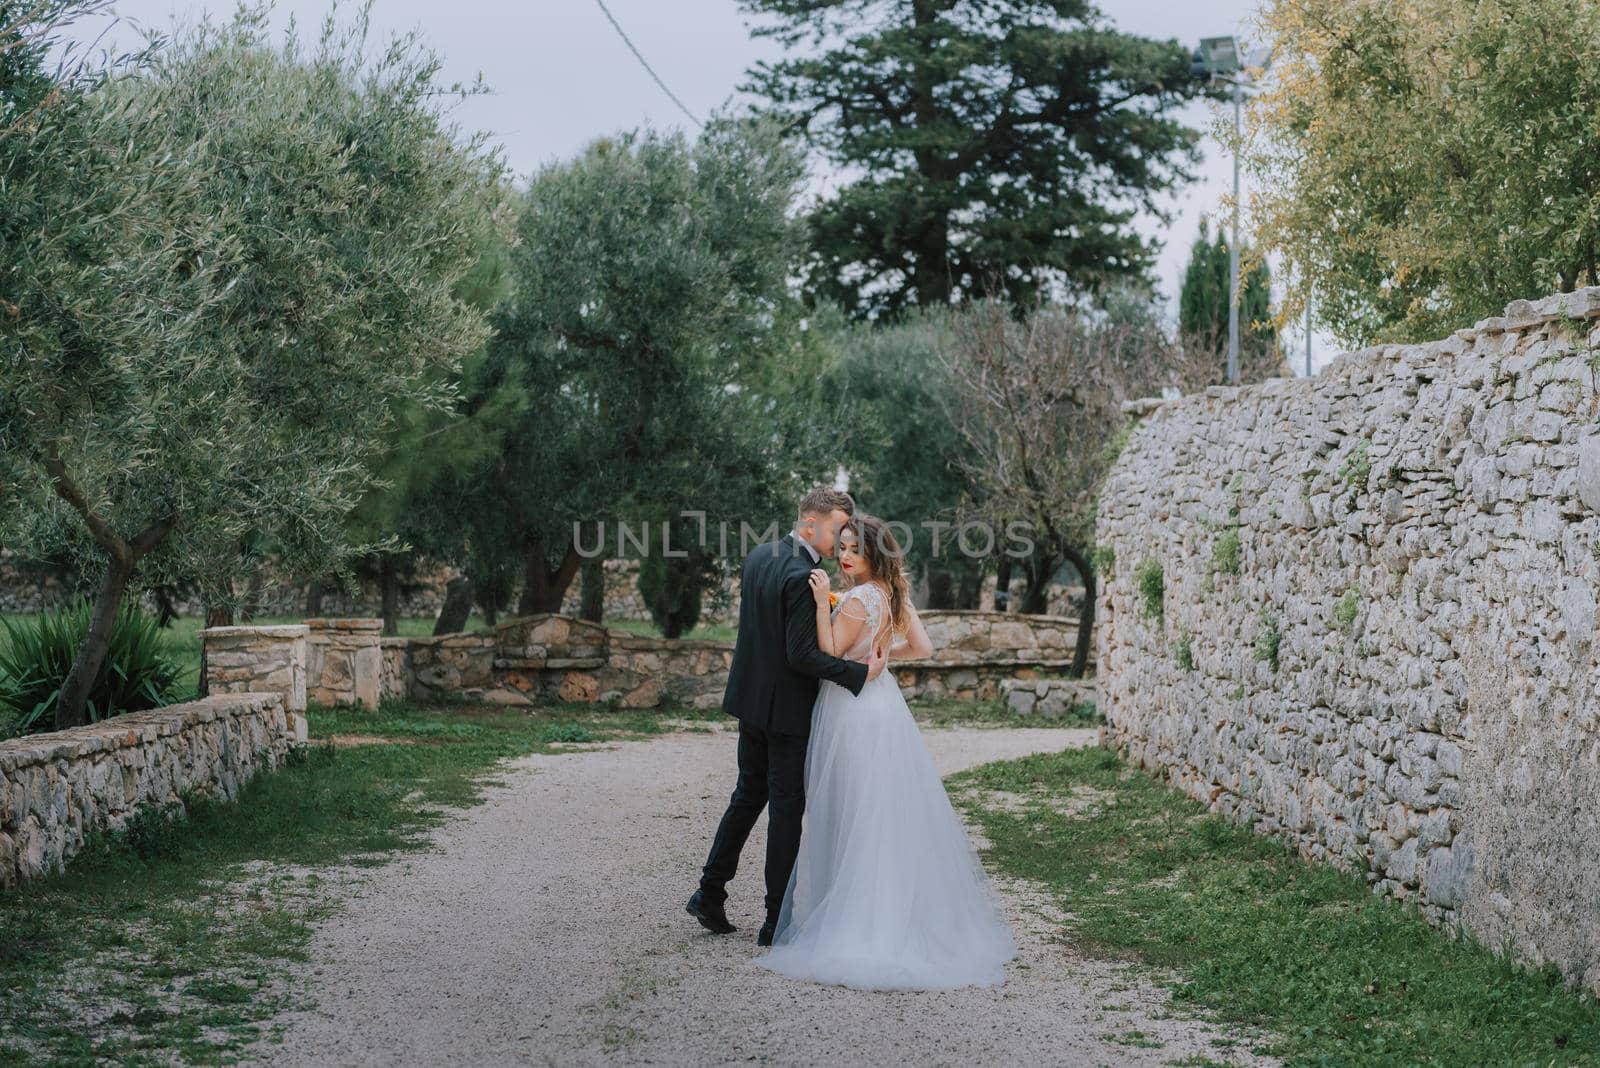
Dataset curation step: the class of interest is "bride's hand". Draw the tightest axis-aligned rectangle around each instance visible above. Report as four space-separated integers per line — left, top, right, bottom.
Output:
807 568 831 607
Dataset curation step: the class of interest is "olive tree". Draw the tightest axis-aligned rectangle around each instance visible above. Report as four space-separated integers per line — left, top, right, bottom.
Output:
0 7 506 727
471 119 818 622
945 294 1211 675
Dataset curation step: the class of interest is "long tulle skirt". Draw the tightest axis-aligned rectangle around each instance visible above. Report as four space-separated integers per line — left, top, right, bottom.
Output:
755 671 1016 991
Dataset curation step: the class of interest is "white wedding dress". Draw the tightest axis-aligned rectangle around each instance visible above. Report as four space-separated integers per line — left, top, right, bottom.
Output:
755 583 1016 991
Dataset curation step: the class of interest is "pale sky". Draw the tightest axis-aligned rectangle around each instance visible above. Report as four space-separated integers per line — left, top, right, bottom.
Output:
68 0 1331 372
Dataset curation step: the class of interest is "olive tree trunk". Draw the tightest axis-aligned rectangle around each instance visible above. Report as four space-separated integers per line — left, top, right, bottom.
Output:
1060 542 1096 679
517 539 581 616
433 575 474 635
579 558 606 623
44 452 176 729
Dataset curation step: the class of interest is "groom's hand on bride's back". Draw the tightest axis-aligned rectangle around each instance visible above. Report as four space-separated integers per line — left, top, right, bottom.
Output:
866 644 887 682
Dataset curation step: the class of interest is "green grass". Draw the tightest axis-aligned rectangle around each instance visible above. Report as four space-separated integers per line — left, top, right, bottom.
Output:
1335 587 1361 635
0 698 717 1066
1253 612 1282 673
604 618 737 642
1136 559 1165 622
952 747 1600 1066
1211 529 1242 576
1175 629 1196 671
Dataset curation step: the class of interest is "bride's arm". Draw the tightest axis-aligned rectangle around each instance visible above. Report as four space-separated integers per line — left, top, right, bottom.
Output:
887 600 933 660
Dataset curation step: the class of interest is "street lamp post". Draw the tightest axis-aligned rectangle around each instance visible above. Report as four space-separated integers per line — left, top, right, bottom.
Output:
1228 77 1242 384
1194 36 1271 385
1305 293 1313 377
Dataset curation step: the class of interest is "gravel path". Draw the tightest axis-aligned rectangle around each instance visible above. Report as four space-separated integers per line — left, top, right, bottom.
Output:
260 723 1268 1067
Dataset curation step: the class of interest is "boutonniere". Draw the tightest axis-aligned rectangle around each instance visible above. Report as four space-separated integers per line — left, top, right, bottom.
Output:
828 591 840 609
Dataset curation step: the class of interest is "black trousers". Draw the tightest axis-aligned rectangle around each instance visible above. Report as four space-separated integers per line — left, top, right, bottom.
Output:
699 720 808 919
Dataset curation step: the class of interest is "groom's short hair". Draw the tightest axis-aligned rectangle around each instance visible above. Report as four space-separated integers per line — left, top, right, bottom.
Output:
798 486 855 520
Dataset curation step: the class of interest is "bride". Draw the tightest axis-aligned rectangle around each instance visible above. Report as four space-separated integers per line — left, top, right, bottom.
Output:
755 513 1016 991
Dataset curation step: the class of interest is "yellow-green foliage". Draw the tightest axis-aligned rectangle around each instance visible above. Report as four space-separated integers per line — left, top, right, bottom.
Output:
1243 0 1600 346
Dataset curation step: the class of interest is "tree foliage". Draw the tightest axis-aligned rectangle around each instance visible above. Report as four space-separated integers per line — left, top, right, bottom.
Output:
1244 0 1600 346
820 307 984 605
466 119 828 625
945 293 1212 674
1177 219 1281 382
738 0 1213 320
0 6 506 725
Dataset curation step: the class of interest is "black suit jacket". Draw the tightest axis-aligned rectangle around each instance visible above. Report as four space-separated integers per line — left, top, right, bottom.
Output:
721 535 869 735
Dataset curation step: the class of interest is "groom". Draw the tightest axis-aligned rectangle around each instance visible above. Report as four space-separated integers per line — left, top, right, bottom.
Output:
687 487 886 946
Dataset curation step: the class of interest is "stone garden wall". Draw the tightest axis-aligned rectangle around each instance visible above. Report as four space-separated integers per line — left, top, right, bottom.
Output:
208 610 1088 712
1097 285 1600 993
0 694 307 887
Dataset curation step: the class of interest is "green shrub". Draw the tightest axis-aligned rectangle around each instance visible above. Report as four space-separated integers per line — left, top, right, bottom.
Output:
1334 587 1360 634
1211 529 1241 575
1338 438 1372 487
1091 543 1116 576
0 602 182 735
637 550 713 639
1174 630 1195 671
1254 611 1282 672
1135 559 1164 621
538 722 598 744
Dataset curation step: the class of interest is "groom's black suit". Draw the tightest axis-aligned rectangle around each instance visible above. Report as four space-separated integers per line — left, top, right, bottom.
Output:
700 534 868 919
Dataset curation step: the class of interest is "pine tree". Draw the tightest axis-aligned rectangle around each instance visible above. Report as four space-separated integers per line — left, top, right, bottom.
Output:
1177 220 1280 382
739 0 1214 320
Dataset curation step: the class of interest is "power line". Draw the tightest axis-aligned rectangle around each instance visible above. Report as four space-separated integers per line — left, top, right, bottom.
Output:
592 0 703 129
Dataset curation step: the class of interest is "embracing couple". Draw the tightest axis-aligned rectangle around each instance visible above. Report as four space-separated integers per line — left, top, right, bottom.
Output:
685 487 1015 991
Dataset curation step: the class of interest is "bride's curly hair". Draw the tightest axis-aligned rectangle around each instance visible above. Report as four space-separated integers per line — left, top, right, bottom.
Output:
842 513 911 642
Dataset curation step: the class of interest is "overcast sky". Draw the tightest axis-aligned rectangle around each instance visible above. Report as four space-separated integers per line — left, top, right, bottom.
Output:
70 0 1330 372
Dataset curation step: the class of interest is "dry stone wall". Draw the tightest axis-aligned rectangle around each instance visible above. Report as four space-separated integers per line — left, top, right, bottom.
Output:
1097 286 1600 993
0 694 306 886
209 611 1086 712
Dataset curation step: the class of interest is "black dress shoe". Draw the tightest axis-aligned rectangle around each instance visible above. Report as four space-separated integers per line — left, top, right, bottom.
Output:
756 918 777 947
686 889 736 934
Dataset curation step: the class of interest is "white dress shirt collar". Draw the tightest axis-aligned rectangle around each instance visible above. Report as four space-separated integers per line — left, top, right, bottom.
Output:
789 529 820 563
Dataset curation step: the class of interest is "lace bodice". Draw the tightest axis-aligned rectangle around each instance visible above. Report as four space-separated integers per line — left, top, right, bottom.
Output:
832 582 888 661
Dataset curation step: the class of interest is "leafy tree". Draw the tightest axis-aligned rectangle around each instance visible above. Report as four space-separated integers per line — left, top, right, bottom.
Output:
739 0 1212 319
820 307 984 606
342 214 519 636
946 294 1212 675
0 8 505 727
470 119 825 622
1244 0 1600 345
1177 219 1281 382
637 530 717 639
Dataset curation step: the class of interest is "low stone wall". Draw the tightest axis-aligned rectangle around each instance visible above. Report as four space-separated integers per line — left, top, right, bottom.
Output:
1097 285 1600 994
1001 677 1098 718
921 610 1087 666
304 618 381 710
392 615 732 710
0 694 306 887
202 625 308 712
206 610 1089 712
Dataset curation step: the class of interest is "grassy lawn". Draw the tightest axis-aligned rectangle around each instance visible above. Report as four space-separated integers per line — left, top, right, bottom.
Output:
0 699 719 1066
951 747 1600 1066
603 617 738 642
